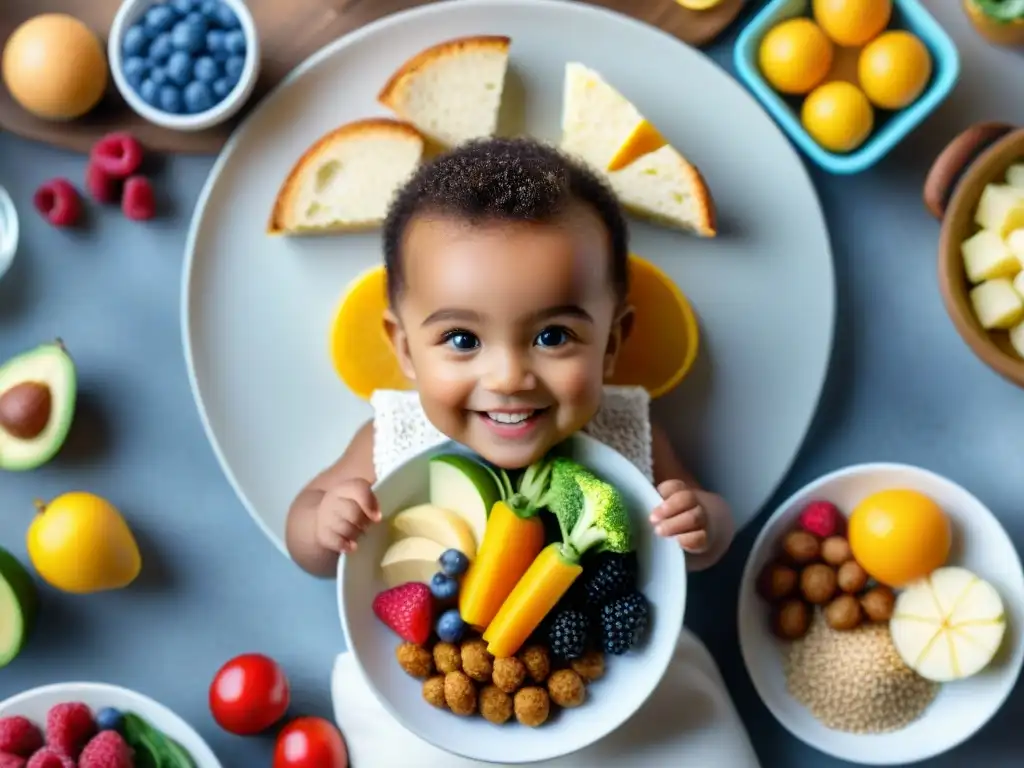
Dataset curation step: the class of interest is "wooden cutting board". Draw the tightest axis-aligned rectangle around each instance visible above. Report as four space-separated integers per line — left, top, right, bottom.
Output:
0 0 746 155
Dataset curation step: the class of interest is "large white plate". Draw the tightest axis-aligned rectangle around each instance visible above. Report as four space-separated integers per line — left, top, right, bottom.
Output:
182 0 835 556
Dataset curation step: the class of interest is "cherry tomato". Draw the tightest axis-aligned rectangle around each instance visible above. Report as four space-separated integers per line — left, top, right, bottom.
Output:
273 717 348 768
209 653 290 735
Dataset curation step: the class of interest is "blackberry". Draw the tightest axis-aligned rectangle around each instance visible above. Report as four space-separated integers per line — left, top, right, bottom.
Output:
547 608 590 661
599 591 650 655
582 551 638 607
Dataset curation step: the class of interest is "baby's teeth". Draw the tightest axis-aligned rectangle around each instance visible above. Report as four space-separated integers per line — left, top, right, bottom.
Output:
487 411 533 424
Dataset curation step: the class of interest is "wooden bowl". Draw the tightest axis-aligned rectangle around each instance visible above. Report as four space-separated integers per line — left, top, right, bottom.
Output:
924 122 1024 389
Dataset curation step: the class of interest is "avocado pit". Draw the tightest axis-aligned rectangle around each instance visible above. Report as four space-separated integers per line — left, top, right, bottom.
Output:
0 381 52 440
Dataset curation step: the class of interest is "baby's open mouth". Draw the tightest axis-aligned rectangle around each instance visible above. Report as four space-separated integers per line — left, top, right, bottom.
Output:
479 408 549 425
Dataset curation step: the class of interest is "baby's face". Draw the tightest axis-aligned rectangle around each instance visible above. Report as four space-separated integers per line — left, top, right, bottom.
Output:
386 207 628 470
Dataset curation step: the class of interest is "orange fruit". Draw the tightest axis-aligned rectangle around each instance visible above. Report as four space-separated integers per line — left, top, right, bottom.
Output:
801 81 874 153
606 254 700 398
329 266 410 400
858 31 933 110
758 18 835 95
848 489 952 587
812 0 892 47
328 255 699 401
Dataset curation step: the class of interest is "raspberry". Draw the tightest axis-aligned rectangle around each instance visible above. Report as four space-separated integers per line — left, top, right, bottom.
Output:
121 176 156 221
89 132 144 179
25 749 74 768
0 752 27 768
0 717 43 757
45 702 95 758
85 162 120 204
798 500 843 538
32 179 82 227
79 730 133 768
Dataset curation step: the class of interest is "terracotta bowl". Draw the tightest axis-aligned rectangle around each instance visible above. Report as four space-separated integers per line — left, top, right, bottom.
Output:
924 122 1024 389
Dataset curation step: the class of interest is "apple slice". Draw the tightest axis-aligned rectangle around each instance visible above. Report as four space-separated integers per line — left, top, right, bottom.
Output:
428 454 503 550
889 566 1006 683
379 536 448 588
391 503 477 560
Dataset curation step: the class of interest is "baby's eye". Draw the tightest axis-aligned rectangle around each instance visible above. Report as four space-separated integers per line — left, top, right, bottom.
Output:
535 326 571 348
443 331 480 351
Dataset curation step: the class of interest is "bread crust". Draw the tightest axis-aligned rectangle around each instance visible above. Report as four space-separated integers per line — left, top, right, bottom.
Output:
378 34 511 114
683 162 716 238
267 118 424 235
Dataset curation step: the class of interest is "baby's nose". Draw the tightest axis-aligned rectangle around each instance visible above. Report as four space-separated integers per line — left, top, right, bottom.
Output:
482 351 536 395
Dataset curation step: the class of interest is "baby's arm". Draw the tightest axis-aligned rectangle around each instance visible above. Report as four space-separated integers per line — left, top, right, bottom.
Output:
651 421 736 572
285 419 377 577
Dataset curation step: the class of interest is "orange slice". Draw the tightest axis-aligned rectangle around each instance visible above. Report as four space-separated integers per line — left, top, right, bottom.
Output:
328 266 410 399
609 254 700 398
328 255 699 400
607 120 668 172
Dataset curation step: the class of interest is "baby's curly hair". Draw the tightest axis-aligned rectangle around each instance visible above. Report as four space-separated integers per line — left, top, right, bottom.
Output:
382 137 629 305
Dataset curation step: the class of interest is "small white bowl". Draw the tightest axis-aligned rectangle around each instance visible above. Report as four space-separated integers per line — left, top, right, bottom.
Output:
0 185 18 283
0 681 222 766
338 433 686 765
738 463 1024 766
108 0 260 131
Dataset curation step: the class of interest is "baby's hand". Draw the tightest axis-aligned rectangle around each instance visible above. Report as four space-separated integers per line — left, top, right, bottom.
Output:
650 479 709 554
315 479 381 554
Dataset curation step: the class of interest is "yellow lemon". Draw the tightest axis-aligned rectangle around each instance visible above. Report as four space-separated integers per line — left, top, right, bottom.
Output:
758 18 834 95
812 0 892 47
858 31 933 110
801 81 874 153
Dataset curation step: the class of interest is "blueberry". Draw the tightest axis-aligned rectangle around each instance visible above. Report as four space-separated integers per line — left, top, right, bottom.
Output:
430 572 459 602
166 50 193 86
439 549 470 577
436 609 467 644
144 5 177 35
171 0 198 13
122 56 149 88
211 77 232 99
139 78 160 105
192 55 220 83
224 29 246 55
200 0 219 16
148 32 174 62
214 2 240 29
157 84 183 113
183 80 214 113
224 55 245 85
149 66 168 86
186 11 206 26
123 25 149 57
95 707 123 732
206 29 225 54
171 19 206 53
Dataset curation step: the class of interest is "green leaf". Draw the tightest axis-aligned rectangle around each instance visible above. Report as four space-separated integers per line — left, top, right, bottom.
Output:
973 0 1024 21
121 712 197 768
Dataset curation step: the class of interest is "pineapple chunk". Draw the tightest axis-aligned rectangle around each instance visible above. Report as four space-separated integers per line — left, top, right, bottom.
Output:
1010 321 1024 360
975 183 1024 237
1007 229 1024 263
961 229 1020 283
970 278 1024 330
1007 163 1024 192
1014 269 1024 299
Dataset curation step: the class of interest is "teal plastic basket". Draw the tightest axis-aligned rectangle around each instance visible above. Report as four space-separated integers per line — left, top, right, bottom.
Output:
734 0 961 174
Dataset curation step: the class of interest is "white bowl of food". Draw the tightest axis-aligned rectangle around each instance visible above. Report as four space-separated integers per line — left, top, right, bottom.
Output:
108 0 260 131
337 433 685 764
0 681 222 766
0 184 18 283
738 463 1024 766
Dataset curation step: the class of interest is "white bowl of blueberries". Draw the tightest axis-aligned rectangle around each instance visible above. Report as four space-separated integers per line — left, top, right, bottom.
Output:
108 0 260 131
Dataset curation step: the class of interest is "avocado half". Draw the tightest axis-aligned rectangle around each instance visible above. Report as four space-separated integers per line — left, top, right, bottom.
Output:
0 546 38 668
0 340 77 471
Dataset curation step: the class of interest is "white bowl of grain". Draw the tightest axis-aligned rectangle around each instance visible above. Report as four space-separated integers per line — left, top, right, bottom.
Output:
738 463 1024 766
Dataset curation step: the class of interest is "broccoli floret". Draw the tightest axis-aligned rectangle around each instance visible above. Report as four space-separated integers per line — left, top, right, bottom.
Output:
542 457 633 560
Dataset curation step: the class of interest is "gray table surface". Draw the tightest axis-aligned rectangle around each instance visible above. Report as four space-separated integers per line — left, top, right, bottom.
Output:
2 2 1023 766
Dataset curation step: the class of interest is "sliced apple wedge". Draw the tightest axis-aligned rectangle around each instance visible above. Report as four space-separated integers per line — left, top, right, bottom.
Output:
379 536 448 588
889 566 1006 683
391 503 477 560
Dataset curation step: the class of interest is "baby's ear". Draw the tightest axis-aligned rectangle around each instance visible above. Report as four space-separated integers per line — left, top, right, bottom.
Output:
603 304 635 378
383 309 416 382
